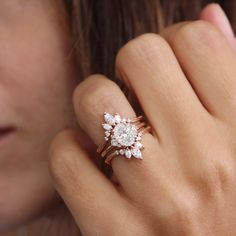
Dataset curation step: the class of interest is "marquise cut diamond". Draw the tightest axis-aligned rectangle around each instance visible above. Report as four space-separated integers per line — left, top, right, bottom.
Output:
125 149 132 158
135 142 143 149
102 123 112 130
104 113 115 125
132 148 142 159
114 114 121 123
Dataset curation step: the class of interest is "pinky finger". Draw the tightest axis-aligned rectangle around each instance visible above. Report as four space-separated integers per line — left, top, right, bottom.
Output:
199 3 236 49
48 129 130 236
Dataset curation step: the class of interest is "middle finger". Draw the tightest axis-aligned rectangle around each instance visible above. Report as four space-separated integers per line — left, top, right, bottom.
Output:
116 33 211 145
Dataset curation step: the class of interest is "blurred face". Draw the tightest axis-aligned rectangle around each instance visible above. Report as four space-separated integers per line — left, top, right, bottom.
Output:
0 0 78 231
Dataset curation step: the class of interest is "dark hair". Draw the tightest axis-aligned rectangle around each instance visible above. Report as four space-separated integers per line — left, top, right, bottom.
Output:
41 0 234 235
66 0 234 80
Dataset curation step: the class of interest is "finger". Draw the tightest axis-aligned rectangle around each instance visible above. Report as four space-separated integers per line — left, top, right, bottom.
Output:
199 3 236 50
161 20 236 123
48 129 129 236
115 33 210 144
73 74 165 198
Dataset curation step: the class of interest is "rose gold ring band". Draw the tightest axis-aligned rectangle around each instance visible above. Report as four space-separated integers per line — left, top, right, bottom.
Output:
96 112 152 166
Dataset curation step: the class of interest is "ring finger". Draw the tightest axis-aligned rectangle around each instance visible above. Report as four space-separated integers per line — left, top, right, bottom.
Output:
73 74 166 196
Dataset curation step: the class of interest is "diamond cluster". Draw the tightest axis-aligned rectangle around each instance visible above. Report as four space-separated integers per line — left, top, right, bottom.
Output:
102 112 143 159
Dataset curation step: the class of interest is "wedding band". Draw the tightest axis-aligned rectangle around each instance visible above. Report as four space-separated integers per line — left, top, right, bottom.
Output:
97 112 151 165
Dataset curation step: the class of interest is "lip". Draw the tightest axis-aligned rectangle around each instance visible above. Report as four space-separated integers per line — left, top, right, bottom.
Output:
0 127 16 145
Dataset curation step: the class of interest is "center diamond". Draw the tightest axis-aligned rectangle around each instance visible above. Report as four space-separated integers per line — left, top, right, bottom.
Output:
113 123 138 147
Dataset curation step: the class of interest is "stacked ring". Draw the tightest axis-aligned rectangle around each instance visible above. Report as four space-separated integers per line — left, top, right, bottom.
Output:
97 112 151 165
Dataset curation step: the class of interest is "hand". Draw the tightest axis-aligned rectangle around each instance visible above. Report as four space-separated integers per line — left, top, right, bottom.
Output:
48 14 236 236
199 3 236 50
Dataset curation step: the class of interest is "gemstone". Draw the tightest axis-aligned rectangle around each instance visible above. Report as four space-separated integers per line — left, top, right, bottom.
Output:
105 131 110 137
104 113 115 125
102 123 112 130
135 141 143 149
125 149 132 158
111 139 118 146
114 114 121 123
113 123 138 147
119 149 125 155
132 148 142 159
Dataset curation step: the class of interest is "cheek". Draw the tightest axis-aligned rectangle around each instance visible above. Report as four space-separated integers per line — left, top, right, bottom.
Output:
0 1 79 230
0 4 77 128
0 1 78 170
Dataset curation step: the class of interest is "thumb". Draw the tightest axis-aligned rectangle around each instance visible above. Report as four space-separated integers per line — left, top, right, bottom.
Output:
199 3 236 49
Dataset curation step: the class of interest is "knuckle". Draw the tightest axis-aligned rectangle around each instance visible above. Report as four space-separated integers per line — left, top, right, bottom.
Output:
158 191 198 235
174 20 221 48
74 75 121 116
210 158 235 191
116 33 170 70
197 157 235 198
73 74 107 102
172 198 199 235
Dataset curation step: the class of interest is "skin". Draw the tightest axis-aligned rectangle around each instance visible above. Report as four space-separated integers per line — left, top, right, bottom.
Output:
1 1 236 235
49 7 236 236
0 0 78 231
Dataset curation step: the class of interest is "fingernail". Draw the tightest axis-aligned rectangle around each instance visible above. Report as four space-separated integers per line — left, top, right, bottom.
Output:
213 3 234 38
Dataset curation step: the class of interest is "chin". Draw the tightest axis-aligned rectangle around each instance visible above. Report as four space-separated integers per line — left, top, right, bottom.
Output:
0 170 58 232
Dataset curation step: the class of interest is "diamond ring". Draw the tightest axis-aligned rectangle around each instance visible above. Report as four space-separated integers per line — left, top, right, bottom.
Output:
97 112 151 165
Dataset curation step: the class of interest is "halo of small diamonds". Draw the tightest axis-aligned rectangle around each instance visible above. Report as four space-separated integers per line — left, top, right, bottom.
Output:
102 112 144 159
